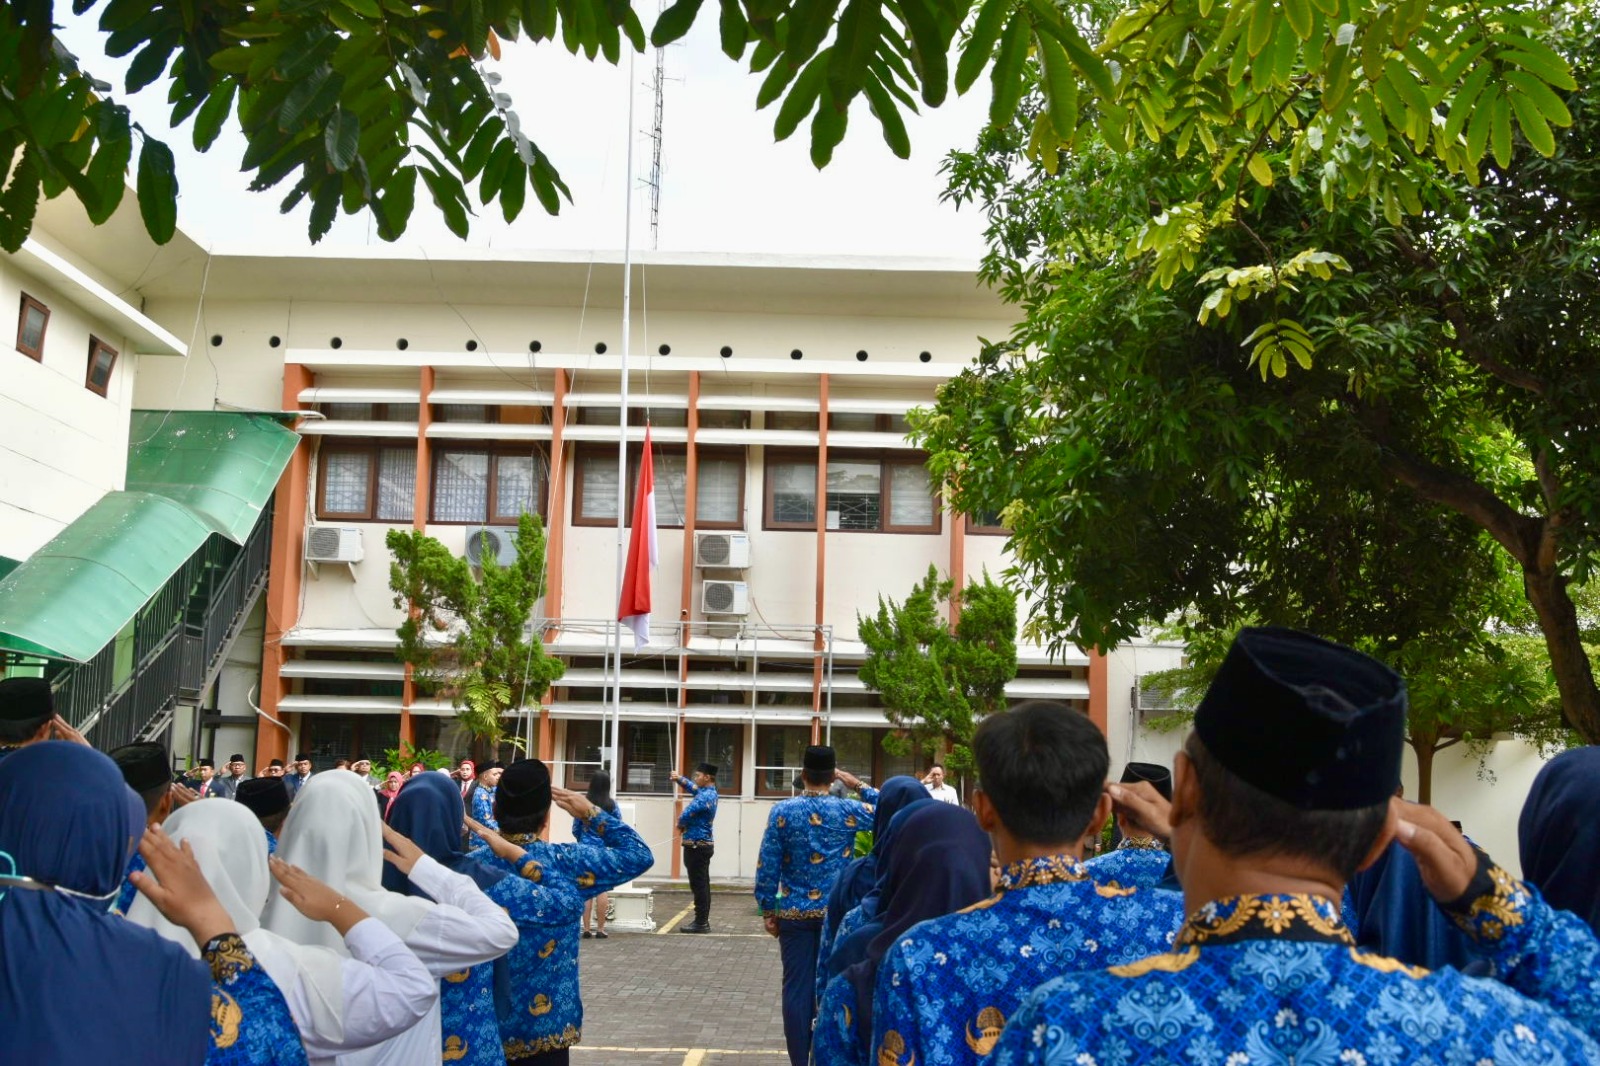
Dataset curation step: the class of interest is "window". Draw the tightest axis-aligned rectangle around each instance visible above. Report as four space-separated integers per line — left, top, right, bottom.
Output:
433 404 496 423
698 409 748 430
16 293 48 361
764 453 939 533
298 713 439 765
766 411 816 431
563 720 604 790
430 448 547 524
684 722 743 796
621 721 674 794
85 337 118 396
574 446 744 528
829 412 913 435
318 403 420 421
318 443 417 521
755 724 812 796
577 406 688 428
967 508 1009 535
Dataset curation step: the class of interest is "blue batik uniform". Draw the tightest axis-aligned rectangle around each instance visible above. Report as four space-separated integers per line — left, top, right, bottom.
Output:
469 808 654 1059
1084 841 1171 891
987 860 1600 1066
203 933 308 1066
756 786 879 920
469 786 498 848
113 852 147 916
870 854 1186 1066
678 782 718 843
815 901 871 1008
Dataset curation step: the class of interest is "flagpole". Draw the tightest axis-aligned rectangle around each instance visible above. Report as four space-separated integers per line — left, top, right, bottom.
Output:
610 52 638 781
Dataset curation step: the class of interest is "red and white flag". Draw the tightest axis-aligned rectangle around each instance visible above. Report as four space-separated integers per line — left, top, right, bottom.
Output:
618 426 658 649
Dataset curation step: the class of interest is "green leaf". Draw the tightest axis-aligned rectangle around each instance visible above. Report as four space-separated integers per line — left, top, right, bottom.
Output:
717 0 748 58
1443 61 1493 144
1502 68 1572 128
1246 153 1273 186
125 36 176 93
1507 89 1554 157
1491 33 1577 91
1282 0 1312 40
862 71 911 158
828 0 881 107
341 0 384 16
1247 0 1274 57
1466 84 1498 162
1034 30 1078 140
0 145 42 253
420 167 471 238
988 13 1029 127
325 107 361 172
135 136 178 244
650 0 701 42
308 175 340 242
191 78 238 152
899 0 951 107
809 92 849 167
1032 6 1115 100
956 0 1009 95
375 165 417 240
1490 86 1513 168
774 51 829 141
500 162 528 221
278 65 332 131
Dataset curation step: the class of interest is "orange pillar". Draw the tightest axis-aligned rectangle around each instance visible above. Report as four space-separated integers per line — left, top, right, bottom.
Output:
811 375 830 744
398 367 435 748
544 370 570 628
1087 648 1109 736
255 364 316 764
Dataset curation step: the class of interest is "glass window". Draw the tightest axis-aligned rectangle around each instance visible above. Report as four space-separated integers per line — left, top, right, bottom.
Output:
85 338 118 396
621 722 674 794
576 451 621 522
830 727 875 784
383 404 419 422
376 448 417 521
643 408 688 428
564 719 603 790
319 444 417 521
432 451 489 523
766 411 816 431
756 724 811 795
696 455 743 525
828 412 878 432
578 447 742 528
887 462 935 528
826 460 881 530
698 409 748 430
493 455 542 521
968 508 1008 535
684 723 742 795
435 404 490 422
886 414 912 435
324 402 373 420
768 459 817 526
16 294 48 360
323 451 371 515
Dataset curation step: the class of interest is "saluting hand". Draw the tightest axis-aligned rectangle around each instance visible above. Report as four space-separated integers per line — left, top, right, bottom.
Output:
50 715 90 747
465 815 526 863
1394 800 1479 903
380 823 425 875
169 782 202 809
131 826 235 945
270 857 368 935
552 785 600 820
1105 780 1173 842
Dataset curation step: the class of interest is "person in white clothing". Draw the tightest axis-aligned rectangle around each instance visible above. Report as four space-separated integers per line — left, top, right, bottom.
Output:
127 800 438 1064
922 764 961 804
260 769 520 1066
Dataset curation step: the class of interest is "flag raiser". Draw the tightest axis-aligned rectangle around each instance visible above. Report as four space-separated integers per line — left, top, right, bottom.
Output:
618 425 658 649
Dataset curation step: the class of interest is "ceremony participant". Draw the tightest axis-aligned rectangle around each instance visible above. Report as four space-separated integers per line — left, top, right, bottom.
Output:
673 762 720 933
350 756 375 786
820 777 929 960
215 753 249 800
871 703 1185 1066
1520 745 1600 936
261 770 519 1066
264 758 287 778
754 745 879 1066
129 800 437 1065
238 776 293 852
467 757 655 1064
286 754 313 799
196 758 220 796
578 770 621 940
387 772 584 1066
0 741 291 1065
378 770 404 814
989 628 1600 1065
813 803 993 1066
466 761 502 847
1085 760 1174 889
0 676 88 760
454 758 477 798
921 764 959 804
110 741 180 914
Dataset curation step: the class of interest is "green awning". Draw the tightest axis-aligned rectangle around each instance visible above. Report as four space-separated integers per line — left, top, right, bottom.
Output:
0 412 299 661
126 411 300 543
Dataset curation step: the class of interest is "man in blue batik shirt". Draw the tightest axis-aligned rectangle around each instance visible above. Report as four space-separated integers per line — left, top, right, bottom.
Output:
990 627 1600 1066
867 703 1186 1066
755 744 878 1066
1083 760 1175 891
674 761 720 933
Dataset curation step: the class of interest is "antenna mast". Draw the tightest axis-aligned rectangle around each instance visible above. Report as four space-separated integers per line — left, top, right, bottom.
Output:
646 1 667 250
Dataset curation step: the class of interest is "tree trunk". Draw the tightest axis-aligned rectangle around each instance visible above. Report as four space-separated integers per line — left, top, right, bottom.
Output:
1412 740 1436 806
1524 561 1600 744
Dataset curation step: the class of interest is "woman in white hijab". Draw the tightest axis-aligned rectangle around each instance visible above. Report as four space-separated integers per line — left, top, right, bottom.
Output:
126 800 438 1064
260 769 518 1066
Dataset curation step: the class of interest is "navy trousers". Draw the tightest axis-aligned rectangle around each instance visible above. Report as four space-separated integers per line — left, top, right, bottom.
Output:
777 916 823 1066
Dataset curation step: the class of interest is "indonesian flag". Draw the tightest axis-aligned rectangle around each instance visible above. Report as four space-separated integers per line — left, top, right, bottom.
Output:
618 426 658 649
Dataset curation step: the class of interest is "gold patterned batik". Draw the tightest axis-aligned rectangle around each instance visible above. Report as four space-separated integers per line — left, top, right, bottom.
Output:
879 1029 916 1066
443 969 472 984
210 990 242 1049
1109 945 1202 977
964 1007 1007 1056
202 933 256 983
528 994 552 1016
442 1035 469 1061
503 1025 582 1056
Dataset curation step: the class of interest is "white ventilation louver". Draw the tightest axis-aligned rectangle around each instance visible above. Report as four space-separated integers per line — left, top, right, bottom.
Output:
465 526 519 568
695 532 750 568
305 526 363 563
702 580 749 615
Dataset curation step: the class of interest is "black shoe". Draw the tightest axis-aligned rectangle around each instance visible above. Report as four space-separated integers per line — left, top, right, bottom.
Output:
679 922 710 933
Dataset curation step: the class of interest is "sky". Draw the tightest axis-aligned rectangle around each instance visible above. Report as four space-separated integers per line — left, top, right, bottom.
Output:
55 15 992 258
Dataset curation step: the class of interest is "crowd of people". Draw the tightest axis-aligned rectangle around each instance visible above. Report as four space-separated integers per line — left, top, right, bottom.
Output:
6 624 1600 1066
0 675 655 1065
754 628 1600 1066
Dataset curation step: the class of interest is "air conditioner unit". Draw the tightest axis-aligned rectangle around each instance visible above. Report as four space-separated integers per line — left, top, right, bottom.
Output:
305 526 363 563
702 579 750 616
695 531 750 568
465 526 520 568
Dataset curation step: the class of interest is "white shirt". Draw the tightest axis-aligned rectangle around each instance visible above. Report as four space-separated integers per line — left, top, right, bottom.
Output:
925 783 961 804
296 919 437 1065
334 855 520 1066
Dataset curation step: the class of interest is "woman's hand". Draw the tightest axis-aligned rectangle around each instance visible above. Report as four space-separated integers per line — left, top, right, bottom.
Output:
380 823 426 876
270 858 369 936
552 786 599 821
131 827 235 945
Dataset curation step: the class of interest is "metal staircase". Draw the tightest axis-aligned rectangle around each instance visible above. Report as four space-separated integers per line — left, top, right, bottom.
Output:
49 505 275 752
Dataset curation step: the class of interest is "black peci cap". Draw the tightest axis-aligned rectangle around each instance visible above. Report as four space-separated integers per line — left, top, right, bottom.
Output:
228 753 246 764
0 677 52 725
236 776 291 819
110 743 171 794
496 758 553 818
1119 761 1174 803
695 762 719 778
803 745 835 776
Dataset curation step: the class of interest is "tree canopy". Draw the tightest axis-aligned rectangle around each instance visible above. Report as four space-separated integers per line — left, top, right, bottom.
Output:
916 1 1600 742
0 0 1580 248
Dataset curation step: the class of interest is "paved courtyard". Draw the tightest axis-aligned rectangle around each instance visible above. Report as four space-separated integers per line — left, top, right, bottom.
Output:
572 887 791 1066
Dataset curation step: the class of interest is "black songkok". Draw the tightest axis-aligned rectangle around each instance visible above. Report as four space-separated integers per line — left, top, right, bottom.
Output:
268 758 284 768
695 762 719 778
497 759 552 818
1194 627 1405 810
1119 761 1173 802
111 743 171 794
0 677 52 725
803 745 836 777
228 753 246 764
294 752 311 762
236 777 290 819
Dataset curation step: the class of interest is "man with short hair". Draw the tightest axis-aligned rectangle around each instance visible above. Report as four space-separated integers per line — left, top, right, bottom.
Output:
466 758 654 1063
922 763 960 804
108 742 179 914
673 762 720 933
756 745 879 1066
869 703 1185 1066
350 755 376 787
0 677 86 761
285 753 312 799
989 628 1600 1065
262 758 286 778
210 752 248 800
236 776 291 852
1084 760 1174 889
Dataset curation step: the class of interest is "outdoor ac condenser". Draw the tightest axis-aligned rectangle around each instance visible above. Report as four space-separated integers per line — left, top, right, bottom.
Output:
694 531 751 568
702 580 750 615
305 526 364 564
465 526 520 568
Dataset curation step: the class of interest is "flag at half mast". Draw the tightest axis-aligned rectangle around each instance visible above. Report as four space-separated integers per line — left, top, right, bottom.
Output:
618 425 658 649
